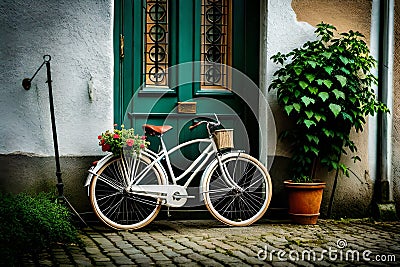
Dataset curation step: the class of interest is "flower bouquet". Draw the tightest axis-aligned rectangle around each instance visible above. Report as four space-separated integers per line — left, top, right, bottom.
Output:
98 124 149 156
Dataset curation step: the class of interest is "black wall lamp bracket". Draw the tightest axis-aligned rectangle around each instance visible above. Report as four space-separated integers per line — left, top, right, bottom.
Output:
23 55 86 226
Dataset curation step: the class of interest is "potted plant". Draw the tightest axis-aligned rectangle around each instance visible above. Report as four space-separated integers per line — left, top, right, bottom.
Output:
269 23 389 224
98 124 149 156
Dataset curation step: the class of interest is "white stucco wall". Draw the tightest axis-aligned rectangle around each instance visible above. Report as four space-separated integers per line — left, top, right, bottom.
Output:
0 0 113 156
264 0 315 158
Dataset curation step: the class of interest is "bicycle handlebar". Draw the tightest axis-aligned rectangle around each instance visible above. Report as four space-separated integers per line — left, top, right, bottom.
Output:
188 121 202 130
189 114 221 132
189 120 218 130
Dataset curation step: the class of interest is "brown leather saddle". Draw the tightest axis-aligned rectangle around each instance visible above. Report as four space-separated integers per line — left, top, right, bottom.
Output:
143 124 173 136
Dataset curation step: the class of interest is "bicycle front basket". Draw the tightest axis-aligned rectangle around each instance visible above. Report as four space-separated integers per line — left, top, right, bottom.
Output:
213 129 234 150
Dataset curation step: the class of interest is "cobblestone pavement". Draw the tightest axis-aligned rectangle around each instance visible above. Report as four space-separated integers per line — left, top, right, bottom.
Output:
22 219 400 266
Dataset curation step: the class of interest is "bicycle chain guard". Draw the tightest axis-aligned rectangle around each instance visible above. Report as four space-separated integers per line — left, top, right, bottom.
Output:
129 184 191 207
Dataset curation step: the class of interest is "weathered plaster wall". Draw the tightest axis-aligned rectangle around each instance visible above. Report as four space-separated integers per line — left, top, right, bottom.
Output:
393 0 400 214
265 0 376 217
0 0 113 156
0 0 113 211
291 0 372 41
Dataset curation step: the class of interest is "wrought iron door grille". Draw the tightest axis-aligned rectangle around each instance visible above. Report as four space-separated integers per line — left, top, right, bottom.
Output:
201 0 231 89
144 0 169 88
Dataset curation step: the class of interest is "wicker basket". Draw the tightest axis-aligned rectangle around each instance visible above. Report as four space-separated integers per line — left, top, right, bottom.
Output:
213 129 234 150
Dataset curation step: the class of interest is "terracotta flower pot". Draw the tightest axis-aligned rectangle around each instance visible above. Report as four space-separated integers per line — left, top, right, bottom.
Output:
284 180 326 225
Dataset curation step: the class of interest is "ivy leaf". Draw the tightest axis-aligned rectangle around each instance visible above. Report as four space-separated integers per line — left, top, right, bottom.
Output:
301 96 315 107
329 103 342 117
332 89 345 100
305 73 315 83
299 81 308 89
335 75 347 87
308 61 317 68
318 92 329 102
310 146 319 156
282 96 290 104
294 66 302 76
322 128 334 137
322 51 332 58
303 119 316 128
340 67 350 75
293 103 301 112
323 79 333 88
294 90 301 98
306 134 319 144
339 55 349 65
316 79 324 86
331 161 338 170
339 163 349 176
324 66 334 75
349 96 357 103
308 86 318 94
314 113 322 122
305 110 314 119
284 105 294 115
342 112 353 122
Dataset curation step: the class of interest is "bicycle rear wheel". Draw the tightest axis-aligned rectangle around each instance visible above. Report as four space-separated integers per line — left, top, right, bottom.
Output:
89 153 165 230
203 152 272 226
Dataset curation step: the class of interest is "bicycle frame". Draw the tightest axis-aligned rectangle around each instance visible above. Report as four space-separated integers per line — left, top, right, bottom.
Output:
128 135 218 189
86 115 242 207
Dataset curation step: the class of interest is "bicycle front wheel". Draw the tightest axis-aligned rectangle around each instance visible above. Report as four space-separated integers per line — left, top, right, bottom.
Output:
203 152 272 226
89 154 165 230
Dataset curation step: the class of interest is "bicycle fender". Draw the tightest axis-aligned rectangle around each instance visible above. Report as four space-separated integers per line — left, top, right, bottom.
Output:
84 153 114 188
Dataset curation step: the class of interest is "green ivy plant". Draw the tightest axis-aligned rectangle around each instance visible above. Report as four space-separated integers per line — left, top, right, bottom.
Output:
269 22 389 183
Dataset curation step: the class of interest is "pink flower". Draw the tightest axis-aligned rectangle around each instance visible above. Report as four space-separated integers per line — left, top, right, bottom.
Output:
113 134 120 139
113 124 118 127
126 139 134 147
140 144 145 149
141 135 146 140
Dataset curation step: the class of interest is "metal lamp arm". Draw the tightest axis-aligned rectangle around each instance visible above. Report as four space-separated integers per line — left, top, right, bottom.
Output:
22 55 51 90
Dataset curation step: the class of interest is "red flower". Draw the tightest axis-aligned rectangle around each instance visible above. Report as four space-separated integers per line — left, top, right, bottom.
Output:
113 134 120 139
140 144 145 149
141 135 146 140
98 135 102 140
102 143 111 152
126 139 134 147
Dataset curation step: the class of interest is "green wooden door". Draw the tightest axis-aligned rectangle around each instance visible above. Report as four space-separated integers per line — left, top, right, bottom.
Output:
114 0 260 160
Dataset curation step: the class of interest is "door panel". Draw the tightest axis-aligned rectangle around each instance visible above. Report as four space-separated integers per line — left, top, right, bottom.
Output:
115 0 260 163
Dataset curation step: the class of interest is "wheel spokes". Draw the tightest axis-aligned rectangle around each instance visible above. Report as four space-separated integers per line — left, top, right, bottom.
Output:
91 157 162 229
205 155 270 224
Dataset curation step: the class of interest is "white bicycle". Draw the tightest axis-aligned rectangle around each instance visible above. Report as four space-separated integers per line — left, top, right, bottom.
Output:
85 115 272 230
